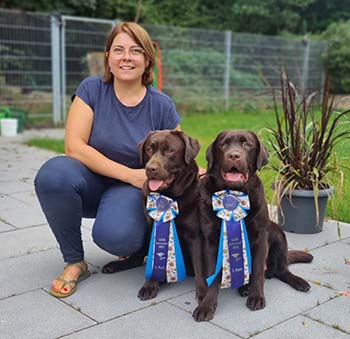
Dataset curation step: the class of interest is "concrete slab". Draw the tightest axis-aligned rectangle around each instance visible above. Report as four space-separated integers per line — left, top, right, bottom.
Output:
0 193 32 211
305 294 350 334
0 290 95 339
169 279 336 338
82 217 95 230
7 190 41 208
0 206 47 228
286 220 350 251
48 267 196 322
252 315 349 338
0 220 15 232
0 249 64 299
0 225 58 259
63 301 238 339
0 180 33 194
291 241 350 291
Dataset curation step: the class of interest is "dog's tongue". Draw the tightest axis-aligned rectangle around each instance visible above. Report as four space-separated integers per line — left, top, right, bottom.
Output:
225 172 242 182
149 179 164 191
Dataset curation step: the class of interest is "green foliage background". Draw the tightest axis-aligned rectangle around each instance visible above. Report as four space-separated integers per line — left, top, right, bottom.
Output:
1 1 350 93
322 21 350 94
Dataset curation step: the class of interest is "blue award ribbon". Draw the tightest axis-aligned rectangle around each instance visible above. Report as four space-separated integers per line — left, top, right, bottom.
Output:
145 193 187 282
206 190 251 289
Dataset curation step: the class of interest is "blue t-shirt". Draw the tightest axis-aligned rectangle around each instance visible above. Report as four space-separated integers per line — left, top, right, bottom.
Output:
75 76 181 169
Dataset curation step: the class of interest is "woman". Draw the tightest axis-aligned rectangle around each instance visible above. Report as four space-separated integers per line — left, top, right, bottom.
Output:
35 22 181 298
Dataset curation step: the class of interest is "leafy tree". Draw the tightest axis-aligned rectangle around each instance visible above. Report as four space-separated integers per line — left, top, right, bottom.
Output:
303 0 350 33
228 0 315 35
322 20 350 93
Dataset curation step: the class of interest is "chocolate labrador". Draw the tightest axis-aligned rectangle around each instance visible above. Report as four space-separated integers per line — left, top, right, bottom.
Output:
193 130 313 321
137 130 206 302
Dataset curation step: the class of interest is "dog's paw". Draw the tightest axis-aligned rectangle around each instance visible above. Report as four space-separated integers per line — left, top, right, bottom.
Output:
196 292 206 305
192 305 216 322
246 294 266 311
238 284 250 297
137 285 159 301
293 277 311 292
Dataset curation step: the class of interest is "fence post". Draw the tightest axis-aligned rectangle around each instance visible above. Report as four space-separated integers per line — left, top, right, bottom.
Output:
60 18 67 122
301 36 310 95
224 30 232 109
50 14 61 125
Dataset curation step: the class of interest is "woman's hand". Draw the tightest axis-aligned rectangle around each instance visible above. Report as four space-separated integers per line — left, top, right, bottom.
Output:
127 168 147 189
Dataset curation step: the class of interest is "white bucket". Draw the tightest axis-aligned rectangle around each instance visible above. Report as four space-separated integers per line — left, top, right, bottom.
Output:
0 118 18 137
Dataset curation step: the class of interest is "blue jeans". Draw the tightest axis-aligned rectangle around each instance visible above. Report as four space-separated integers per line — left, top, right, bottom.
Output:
34 156 147 263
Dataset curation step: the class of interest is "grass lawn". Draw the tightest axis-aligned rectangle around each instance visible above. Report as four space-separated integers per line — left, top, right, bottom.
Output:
26 109 350 223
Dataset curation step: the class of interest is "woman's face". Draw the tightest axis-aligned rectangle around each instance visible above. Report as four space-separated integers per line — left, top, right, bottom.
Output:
107 32 149 85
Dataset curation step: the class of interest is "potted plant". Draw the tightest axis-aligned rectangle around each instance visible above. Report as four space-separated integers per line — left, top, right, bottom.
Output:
268 71 350 234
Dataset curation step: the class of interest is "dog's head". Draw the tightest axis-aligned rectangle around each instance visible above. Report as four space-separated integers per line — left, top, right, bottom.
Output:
138 130 200 194
206 130 268 190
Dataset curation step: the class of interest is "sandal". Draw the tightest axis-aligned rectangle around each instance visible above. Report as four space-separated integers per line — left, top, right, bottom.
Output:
49 262 91 298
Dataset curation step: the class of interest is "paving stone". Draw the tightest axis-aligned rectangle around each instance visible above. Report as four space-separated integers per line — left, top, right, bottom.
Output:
7 190 41 208
0 290 95 339
51 267 195 322
0 206 47 228
0 180 33 194
305 295 350 334
291 241 350 291
0 193 31 211
63 301 238 339
286 221 350 251
0 225 58 260
82 217 95 230
251 315 349 338
0 220 15 232
169 279 336 338
0 249 64 299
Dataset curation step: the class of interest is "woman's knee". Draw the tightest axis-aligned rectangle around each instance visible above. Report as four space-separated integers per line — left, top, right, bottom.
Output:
35 156 85 194
92 218 146 256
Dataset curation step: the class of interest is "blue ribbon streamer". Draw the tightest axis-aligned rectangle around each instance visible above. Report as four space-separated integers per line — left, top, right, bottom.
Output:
206 190 252 288
171 220 187 281
145 194 187 282
206 219 225 287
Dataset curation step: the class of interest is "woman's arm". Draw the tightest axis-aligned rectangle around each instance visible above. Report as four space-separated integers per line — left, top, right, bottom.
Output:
65 96 146 189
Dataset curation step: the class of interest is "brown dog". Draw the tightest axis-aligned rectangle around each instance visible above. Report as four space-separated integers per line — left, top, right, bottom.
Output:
137 130 206 303
193 130 313 321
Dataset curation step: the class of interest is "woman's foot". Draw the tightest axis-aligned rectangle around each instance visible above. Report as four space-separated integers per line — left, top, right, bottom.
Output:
50 261 90 298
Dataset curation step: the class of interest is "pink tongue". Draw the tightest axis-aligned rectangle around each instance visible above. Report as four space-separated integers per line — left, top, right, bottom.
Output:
225 172 242 182
149 179 164 191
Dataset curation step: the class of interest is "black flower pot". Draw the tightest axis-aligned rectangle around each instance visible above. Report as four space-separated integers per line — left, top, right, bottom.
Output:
277 187 334 234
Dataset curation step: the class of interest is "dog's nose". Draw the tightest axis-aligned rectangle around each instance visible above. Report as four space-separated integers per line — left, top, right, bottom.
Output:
146 163 159 174
227 151 241 160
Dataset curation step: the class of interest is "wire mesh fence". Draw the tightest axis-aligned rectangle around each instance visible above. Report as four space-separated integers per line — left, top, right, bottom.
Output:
0 8 328 126
0 9 52 125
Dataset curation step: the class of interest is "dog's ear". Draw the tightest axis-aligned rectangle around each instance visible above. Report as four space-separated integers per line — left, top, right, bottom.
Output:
175 131 200 165
249 131 269 170
138 131 156 166
206 141 215 171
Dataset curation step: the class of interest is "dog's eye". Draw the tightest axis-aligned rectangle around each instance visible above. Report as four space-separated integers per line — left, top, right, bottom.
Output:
165 148 174 154
242 142 251 149
145 145 153 153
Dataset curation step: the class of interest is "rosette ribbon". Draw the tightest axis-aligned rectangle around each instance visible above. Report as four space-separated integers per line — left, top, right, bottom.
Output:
145 193 187 282
206 190 252 289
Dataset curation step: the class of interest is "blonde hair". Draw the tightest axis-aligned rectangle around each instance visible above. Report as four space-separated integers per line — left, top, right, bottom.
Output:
103 22 155 86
